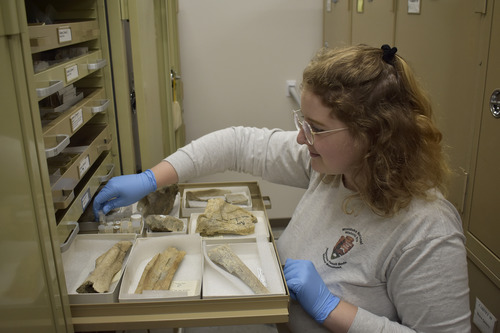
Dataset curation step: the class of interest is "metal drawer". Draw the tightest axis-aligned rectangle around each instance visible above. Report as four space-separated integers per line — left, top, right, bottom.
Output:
29 20 100 54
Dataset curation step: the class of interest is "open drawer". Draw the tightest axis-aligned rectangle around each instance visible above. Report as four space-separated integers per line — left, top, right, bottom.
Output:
69 182 289 331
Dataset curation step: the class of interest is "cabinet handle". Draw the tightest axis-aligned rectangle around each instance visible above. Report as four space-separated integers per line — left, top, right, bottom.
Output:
98 164 115 183
86 99 110 114
59 221 79 252
52 189 75 209
36 80 63 98
45 134 70 158
87 59 107 70
490 89 500 118
262 195 272 210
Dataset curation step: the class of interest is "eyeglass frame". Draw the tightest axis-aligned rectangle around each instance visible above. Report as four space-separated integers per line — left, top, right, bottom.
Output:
293 109 348 145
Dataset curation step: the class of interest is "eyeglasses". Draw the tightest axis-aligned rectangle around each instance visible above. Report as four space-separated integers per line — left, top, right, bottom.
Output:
293 109 348 145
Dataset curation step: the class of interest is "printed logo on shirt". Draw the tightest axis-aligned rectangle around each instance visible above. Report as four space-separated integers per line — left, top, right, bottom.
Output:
323 227 363 268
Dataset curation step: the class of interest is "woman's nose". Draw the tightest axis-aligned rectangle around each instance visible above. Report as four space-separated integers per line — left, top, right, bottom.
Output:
296 128 307 145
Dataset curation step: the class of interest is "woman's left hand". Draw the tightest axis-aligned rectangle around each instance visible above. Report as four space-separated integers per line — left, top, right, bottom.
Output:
284 258 341 324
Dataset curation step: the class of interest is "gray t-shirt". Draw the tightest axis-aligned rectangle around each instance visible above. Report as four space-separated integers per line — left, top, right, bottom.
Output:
166 127 471 332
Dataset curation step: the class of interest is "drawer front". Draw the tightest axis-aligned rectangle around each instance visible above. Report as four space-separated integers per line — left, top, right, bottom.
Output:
42 87 109 137
57 151 114 223
29 20 100 54
50 124 112 209
34 50 106 100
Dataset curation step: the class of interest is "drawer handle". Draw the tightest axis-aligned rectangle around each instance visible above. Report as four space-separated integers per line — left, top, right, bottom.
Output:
52 189 75 209
87 59 107 70
86 99 110 114
36 80 63 98
97 138 113 154
262 195 272 210
98 164 115 183
45 134 70 158
59 221 79 253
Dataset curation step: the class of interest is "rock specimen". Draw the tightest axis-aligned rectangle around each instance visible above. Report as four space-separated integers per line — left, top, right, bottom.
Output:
195 198 257 237
135 247 186 293
77 240 133 293
207 244 269 294
185 188 231 206
146 215 184 232
137 184 179 217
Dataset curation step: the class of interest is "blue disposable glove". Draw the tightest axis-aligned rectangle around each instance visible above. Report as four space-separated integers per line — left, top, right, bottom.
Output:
93 169 157 219
284 259 340 324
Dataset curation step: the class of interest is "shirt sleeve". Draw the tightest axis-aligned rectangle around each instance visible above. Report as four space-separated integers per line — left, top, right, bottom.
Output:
164 126 311 188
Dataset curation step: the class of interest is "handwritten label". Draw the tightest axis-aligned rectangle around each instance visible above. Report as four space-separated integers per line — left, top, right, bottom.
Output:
78 155 90 179
81 188 91 212
170 281 198 296
58 27 72 43
65 64 79 83
70 109 83 132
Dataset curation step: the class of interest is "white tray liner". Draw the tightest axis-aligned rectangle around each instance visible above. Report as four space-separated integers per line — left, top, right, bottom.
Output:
202 238 285 298
119 234 202 302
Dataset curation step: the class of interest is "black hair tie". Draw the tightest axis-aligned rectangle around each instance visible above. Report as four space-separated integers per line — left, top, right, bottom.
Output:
381 44 398 64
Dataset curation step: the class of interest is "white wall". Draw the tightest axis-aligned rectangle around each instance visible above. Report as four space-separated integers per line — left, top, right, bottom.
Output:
177 0 323 218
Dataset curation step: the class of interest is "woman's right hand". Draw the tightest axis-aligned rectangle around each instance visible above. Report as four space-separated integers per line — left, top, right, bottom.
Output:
92 169 157 219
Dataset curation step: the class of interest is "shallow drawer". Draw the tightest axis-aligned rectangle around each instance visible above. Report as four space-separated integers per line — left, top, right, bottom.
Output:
29 20 100 54
34 50 106 100
42 87 110 137
69 182 289 331
49 124 112 209
56 150 113 223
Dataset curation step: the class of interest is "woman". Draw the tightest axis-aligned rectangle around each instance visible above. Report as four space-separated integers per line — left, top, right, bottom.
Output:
93 45 471 332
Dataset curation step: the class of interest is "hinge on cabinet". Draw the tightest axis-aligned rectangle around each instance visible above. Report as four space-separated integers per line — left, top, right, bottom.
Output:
474 0 487 14
0 0 21 36
120 0 129 20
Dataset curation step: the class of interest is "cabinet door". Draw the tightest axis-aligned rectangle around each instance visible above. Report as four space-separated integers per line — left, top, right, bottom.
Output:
351 0 395 46
127 0 176 170
0 8 70 332
468 1 500 281
323 0 352 47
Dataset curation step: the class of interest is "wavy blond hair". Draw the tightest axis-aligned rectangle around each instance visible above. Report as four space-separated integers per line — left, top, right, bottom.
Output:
302 45 450 217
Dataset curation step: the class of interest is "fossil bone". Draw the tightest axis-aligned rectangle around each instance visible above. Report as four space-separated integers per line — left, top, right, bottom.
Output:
135 247 186 293
77 240 133 293
207 244 269 294
196 198 257 236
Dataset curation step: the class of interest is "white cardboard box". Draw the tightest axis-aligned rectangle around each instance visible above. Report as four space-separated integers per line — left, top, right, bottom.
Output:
119 234 202 302
189 211 269 242
202 240 286 298
61 233 137 304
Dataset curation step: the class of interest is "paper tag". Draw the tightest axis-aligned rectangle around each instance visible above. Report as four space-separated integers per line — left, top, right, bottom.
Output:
65 64 79 83
78 155 90 179
70 109 83 132
81 188 91 211
58 27 72 43
169 280 198 296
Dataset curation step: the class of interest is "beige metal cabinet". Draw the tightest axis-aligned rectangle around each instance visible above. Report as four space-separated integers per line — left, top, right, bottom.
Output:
106 0 185 174
323 0 500 331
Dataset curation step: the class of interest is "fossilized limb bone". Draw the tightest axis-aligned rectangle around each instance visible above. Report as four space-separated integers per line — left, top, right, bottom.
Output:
207 244 269 294
135 247 186 293
196 198 257 236
77 241 133 293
